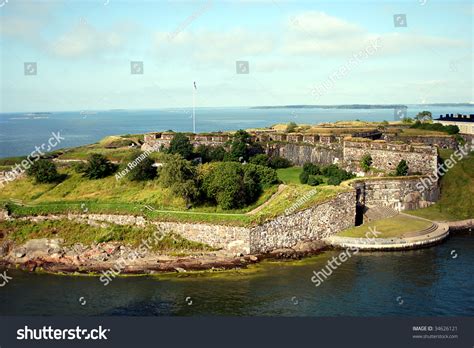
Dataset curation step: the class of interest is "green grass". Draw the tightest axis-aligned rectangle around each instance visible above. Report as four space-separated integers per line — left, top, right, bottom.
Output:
337 215 432 238
407 150 474 221
277 167 303 184
0 219 214 254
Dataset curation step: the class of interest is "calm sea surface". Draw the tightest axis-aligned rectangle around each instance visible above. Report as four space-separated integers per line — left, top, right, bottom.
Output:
1 230 473 316
1 106 472 158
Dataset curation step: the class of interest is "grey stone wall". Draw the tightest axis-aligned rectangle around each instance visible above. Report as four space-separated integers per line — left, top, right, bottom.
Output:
384 134 458 149
343 140 437 175
249 191 356 253
353 178 439 211
266 143 343 166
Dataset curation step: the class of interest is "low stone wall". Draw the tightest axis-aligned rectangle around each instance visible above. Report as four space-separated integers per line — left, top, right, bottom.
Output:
249 191 356 253
353 178 439 211
384 134 458 149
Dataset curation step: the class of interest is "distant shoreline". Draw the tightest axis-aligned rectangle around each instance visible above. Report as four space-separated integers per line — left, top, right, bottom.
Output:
251 103 474 110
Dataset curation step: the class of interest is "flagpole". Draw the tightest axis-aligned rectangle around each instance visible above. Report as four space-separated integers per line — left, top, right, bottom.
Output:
192 83 196 133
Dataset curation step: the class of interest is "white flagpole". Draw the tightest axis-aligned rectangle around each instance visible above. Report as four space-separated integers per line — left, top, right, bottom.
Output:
192 83 196 133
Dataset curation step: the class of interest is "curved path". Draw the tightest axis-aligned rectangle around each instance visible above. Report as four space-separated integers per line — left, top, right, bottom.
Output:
324 214 450 251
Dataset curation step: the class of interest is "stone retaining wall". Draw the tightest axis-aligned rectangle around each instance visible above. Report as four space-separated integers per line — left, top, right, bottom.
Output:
353 178 439 211
249 191 356 253
266 143 342 166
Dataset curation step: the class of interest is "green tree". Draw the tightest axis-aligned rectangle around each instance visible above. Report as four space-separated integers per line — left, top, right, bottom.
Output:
303 162 320 175
26 159 61 183
159 154 199 205
360 154 373 172
83 154 117 179
249 154 269 166
286 122 298 133
268 156 291 169
299 170 309 184
396 160 409 176
307 175 323 186
168 133 194 160
415 111 432 122
126 151 157 181
227 130 251 162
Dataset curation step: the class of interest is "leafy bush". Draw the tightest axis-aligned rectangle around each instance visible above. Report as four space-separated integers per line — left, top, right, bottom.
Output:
303 162 321 175
268 156 291 169
249 154 269 166
226 130 252 162
73 162 87 173
360 154 373 172
327 176 342 186
307 175 323 186
26 159 61 183
286 122 298 133
410 121 459 135
195 145 227 163
159 154 199 205
83 154 117 179
243 164 280 188
126 151 157 181
168 133 194 159
321 164 355 184
201 162 253 209
396 159 409 176
299 171 309 184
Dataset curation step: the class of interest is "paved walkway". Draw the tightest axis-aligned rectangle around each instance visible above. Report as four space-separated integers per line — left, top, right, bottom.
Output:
324 214 450 251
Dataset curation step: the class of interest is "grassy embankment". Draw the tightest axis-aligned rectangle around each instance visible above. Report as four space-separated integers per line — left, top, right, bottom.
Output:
406 149 474 221
0 219 214 255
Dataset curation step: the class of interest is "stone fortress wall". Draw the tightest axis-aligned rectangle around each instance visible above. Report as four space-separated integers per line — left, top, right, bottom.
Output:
142 129 438 175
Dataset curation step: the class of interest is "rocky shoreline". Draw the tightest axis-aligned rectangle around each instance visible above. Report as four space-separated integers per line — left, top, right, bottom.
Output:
0 237 327 275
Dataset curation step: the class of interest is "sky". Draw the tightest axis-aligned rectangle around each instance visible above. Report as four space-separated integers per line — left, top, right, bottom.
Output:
0 0 472 112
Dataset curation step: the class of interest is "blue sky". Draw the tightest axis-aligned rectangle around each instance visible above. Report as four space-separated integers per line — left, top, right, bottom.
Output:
0 0 472 112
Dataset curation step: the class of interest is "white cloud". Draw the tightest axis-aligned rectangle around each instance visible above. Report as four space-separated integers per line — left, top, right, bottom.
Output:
283 11 468 56
50 22 131 58
154 28 275 63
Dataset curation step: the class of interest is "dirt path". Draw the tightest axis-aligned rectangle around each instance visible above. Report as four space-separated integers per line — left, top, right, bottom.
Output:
245 184 287 216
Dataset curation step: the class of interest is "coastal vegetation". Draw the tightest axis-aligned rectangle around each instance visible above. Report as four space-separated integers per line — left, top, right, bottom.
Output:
407 149 474 221
0 219 214 254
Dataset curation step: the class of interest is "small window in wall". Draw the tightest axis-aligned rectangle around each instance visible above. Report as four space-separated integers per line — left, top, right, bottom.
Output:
388 162 392 166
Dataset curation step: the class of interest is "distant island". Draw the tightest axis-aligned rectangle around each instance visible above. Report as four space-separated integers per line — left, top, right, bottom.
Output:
251 103 473 110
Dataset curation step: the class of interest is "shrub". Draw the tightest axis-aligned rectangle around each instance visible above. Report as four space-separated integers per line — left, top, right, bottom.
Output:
226 130 252 162
299 171 309 184
268 156 291 169
396 159 409 176
410 121 459 135
243 164 280 188
307 175 323 186
201 162 251 209
249 154 269 166
286 122 298 133
73 162 87 174
321 164 355 184
126 151 157 181
360 154 373 172
303 162 321 175
83 154 117 179
168 133 193 159
327 176 342 186
159 155 199 205
26 159 61 183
